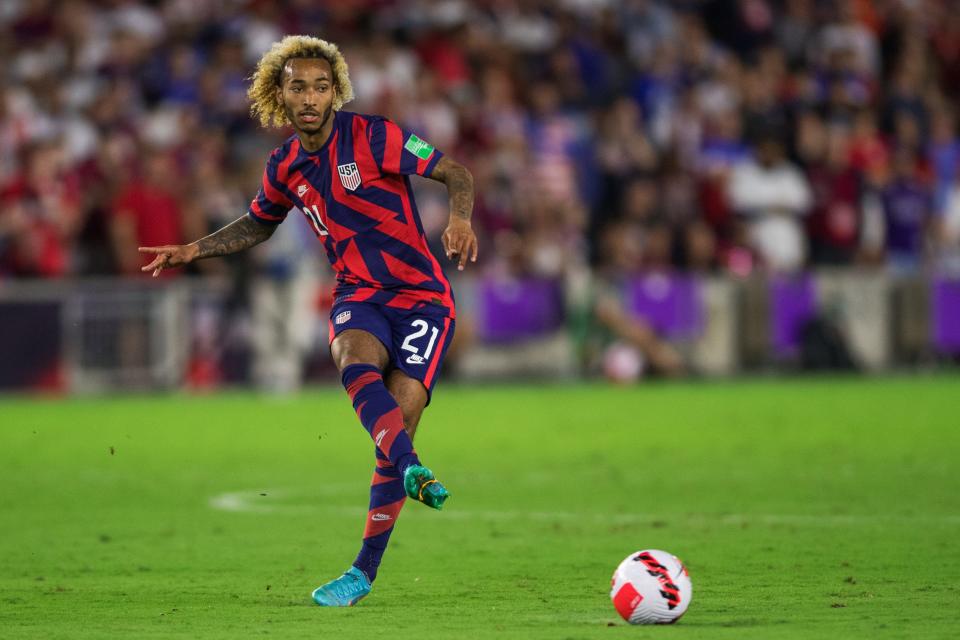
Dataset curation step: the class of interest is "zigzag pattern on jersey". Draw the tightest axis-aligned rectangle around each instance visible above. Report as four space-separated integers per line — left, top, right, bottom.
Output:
352 114 454 308
294 123 450 302
366 114 438 177
248 113 454 314
309 175 442 292
249 144 295 223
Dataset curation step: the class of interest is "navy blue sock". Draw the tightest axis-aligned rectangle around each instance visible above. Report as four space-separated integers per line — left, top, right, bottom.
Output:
342 363 420 475
353 449 406 583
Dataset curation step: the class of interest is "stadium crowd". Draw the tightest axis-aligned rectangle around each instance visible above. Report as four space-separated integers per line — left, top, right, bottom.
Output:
3 0 960 282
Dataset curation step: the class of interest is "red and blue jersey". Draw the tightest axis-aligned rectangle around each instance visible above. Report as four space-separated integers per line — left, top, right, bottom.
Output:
248 111 455 317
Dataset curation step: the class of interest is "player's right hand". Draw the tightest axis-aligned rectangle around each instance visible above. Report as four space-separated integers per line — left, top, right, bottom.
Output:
138 244 199 277
442 218 478 271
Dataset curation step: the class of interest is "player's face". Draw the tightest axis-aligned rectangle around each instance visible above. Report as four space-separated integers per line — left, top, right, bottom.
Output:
278 57 337 135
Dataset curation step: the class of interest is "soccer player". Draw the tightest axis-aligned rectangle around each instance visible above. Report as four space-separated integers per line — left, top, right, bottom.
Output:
138 36 477 607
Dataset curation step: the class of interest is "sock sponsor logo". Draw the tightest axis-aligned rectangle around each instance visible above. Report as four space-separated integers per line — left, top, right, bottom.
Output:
371 513 392 521
375 428 388 447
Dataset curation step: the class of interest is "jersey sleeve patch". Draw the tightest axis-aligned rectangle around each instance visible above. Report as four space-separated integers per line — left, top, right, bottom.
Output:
369 117 443 177
404 134 436 161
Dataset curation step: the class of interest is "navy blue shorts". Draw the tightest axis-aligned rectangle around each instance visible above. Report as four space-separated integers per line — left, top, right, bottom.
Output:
328 301 455 401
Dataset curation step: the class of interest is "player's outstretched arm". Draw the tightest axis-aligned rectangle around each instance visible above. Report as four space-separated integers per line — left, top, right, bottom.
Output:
430 156 478 271
138 214 276 277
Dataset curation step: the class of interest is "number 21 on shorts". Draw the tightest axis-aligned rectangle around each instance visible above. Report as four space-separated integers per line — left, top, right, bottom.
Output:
401 320 439 365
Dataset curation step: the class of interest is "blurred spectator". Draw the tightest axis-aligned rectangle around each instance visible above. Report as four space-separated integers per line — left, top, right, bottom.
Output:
848 108 890 184
882 67 928 146
881 148 933 273
620 175 660 226
597 98 657 181
584 219 685 380
621 0 676 69
400 70 459 152
681 219 719 274
348 31 418 114
657 150 700 230
815 0 880 79
936 164 960 271
109 149 203 277
524 80 588 205
696 108 749 238
928 108 960 210
250 213 324 394
794 109 827 166
510 192 586 280
2 0 956 283
931 8 960 97
728 131 812 272
774 0 814 66
741 54 790 144
4 0 960 383
806 127 864 265
0 141 82 276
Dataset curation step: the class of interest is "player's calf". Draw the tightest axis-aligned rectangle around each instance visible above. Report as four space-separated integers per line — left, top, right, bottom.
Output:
342 363 420 474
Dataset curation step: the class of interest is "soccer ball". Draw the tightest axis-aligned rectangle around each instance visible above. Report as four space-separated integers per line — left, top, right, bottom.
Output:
610 549 692 624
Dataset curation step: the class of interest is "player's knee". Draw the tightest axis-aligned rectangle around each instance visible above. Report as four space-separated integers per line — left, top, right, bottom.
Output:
332 331 389 371
338 353 383 371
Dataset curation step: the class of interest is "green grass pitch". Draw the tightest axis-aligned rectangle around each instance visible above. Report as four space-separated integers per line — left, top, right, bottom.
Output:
1 376 958 639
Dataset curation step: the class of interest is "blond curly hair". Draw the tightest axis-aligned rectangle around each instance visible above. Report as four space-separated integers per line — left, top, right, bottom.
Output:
248 35 354 128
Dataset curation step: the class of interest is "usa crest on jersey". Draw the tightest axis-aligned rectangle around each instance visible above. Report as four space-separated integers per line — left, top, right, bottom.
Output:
338 162 362 191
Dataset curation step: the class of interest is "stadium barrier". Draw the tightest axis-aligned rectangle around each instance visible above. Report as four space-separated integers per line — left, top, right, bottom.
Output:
0 279 191 393
0 272 956 392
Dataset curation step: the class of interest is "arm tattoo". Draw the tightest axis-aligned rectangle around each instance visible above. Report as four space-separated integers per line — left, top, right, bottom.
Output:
430 157 474 221
194 215 275 259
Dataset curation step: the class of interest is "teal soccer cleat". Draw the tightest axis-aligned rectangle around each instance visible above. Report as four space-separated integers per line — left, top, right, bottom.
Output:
311 567 371 606
403 464 449 510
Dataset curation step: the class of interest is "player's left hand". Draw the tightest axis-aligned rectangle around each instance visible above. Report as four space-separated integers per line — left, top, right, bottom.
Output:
442 218 478 271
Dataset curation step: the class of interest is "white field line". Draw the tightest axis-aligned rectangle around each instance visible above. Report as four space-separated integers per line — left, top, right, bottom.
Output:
208 489 960 526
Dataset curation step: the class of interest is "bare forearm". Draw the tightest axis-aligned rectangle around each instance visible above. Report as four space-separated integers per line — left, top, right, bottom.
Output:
430 157 474 221
446 168 474 221
192 215 275 259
